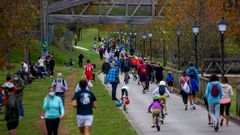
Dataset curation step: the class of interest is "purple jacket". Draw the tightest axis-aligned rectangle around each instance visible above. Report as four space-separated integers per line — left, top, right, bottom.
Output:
148 101 164 112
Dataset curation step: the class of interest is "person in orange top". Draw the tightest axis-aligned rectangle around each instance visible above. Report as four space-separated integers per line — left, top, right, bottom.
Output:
84 60 94 81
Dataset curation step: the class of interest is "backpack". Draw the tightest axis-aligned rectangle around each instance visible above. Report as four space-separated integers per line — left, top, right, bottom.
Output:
182 79 190 94
189 68 196 78
159 86 166 96
140 67 147 76
211 84 219 98
55 79 66 87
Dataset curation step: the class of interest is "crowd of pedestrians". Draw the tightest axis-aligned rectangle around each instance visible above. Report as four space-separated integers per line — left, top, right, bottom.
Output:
0 34 237 134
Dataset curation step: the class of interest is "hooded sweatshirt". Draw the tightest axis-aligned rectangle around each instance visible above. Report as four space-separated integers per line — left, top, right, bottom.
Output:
205 81 222 104
221 83 233 99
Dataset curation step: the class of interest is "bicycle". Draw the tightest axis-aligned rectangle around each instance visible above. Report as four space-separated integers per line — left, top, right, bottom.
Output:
124 72 130 84
153 112 161 131
121 96 130 113
131 68 138 81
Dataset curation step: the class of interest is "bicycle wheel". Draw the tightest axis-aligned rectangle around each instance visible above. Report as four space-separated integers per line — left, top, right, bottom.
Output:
123 104 128 113
155 115 160 131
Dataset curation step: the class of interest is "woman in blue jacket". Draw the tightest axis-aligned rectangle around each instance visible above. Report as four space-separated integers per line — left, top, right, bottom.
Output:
205 75 222 132
43 86 64 135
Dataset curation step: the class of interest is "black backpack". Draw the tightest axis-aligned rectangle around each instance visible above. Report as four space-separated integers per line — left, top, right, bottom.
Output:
159 86 166 96
54 79 66 87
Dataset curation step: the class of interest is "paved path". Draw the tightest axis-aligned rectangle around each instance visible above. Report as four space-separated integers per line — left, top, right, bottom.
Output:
98 73 240 135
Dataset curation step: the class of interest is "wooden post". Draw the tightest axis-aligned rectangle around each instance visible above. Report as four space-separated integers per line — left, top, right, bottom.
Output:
237 85 240 117
41 0 49 56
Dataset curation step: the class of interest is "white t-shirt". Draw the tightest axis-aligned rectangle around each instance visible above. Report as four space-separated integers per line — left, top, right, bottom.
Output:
38 59 45 67
23 63 29 72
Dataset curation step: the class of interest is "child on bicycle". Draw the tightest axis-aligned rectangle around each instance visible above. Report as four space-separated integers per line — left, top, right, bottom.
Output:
148 96 164 128
152 81 170 115
121 86 130 103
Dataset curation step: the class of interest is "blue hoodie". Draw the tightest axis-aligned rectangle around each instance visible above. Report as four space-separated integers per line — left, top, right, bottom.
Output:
205 81 222 104
186 66 199 83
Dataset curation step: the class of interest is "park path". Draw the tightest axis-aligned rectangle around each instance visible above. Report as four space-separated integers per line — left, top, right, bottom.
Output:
34 69 79 135
98 73 240 135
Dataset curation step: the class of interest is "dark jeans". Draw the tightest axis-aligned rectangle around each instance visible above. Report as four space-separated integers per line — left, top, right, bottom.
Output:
19 101 24 117
110 82 118 100
78 61 83 68
181 90 189 105
45 118 60 135
0 93 2 106
56 93 65 106
49 67 54 76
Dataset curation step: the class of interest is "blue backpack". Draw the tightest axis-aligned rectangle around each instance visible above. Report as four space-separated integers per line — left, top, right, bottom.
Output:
159 86 166 96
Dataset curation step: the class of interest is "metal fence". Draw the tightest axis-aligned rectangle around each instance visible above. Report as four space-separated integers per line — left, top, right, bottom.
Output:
163 68 240 117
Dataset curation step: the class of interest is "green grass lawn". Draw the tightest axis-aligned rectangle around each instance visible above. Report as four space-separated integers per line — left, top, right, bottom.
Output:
0 67 73 134
0 28 137 135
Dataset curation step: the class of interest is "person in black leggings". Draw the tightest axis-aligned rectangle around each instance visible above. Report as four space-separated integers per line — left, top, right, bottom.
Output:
220 77 233 127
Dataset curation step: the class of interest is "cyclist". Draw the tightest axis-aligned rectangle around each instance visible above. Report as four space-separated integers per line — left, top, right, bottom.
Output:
148 96 164 128
152 81 170 115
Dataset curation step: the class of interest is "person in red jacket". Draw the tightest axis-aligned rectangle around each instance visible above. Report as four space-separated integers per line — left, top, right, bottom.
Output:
84 60 94 81
137 61 149 94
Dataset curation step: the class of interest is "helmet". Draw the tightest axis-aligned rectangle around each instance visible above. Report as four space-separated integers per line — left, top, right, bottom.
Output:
153 96 159 100
159 81 166 86
115 101 122 107
124 98 130 105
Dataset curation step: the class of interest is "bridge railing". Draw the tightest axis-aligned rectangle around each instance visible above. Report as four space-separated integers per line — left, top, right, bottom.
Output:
163 68 240 119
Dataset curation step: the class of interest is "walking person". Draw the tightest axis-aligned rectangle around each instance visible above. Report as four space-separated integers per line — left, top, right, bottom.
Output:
72 80 97 135
38 56 46 75
189 73 199 110
220 76 233 127
52 73 68 105
155 63 164 84
43 86 64 135
179 71 191 110
102 60 111 84
137 61 149 94
165 71 174 93
4 82 19 135
84 60 94 81
78 53 84 68
49 56 55 77
205 75 222 132
107 63 120 101
12 73 25 120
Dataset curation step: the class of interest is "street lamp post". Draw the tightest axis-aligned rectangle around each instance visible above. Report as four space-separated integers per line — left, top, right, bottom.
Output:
120 31 124 43
176 25 181 70
192 22 200 69
129 32 132 48
218 17 227 77
124 32 127 52
162 30 166 67
143 33 146 58
148 32 153 61
134 32 137 50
